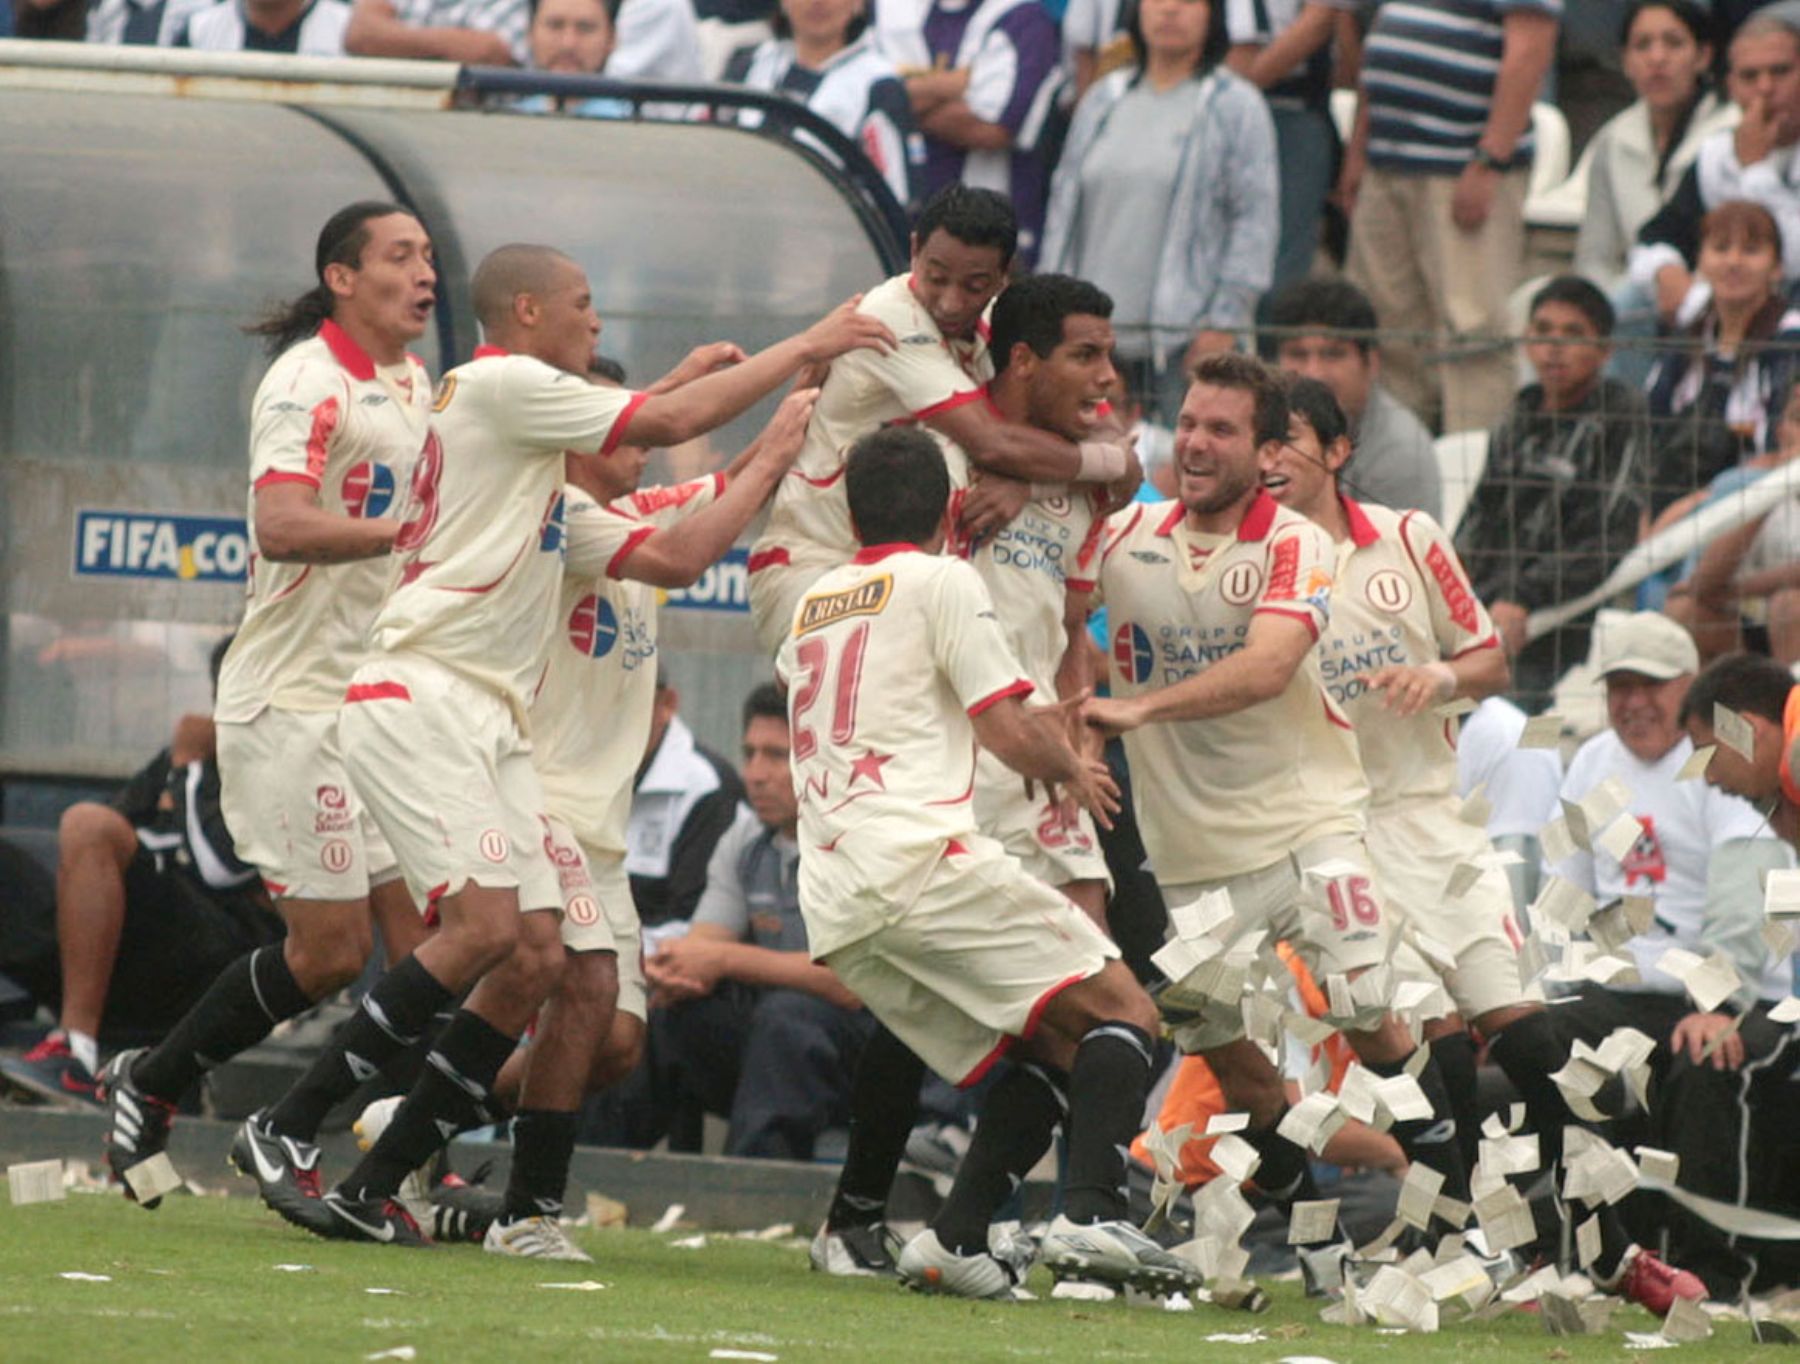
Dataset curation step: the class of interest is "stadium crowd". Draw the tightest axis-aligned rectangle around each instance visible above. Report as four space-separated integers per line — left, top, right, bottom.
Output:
1 0 1799 1329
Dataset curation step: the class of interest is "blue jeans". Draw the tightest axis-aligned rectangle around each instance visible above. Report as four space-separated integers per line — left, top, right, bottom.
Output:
1270 104 1339 292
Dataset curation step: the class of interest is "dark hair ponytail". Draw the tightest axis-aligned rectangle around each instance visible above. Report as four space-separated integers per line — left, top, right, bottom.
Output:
245 200 411 357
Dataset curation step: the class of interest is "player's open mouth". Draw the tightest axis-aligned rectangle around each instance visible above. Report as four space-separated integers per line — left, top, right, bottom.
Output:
1261 473 1290 492
410 297 435 320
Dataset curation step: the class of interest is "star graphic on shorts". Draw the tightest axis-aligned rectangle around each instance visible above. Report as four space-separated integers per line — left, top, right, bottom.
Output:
846 749 894 790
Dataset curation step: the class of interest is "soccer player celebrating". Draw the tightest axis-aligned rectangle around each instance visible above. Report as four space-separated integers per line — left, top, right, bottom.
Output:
477 382 824 1259
808 274 1128 1276
100 201 437 1210
1262 376 1705 1313
746 184 1137 655
1080 354 1470 1216
780 426 1193 1300
294 244 891 1245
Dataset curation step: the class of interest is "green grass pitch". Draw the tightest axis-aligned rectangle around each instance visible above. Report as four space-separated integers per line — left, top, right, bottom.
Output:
0 1193 1785 1362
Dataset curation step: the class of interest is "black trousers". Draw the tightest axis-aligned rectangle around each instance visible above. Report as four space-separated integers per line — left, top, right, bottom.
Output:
1547 986 1800 1295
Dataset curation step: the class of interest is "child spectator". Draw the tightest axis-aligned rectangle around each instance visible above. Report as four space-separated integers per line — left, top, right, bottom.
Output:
1456 276 1651 710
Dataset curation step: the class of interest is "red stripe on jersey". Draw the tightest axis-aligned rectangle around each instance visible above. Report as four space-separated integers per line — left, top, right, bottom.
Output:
1102 505 1146 561
1236 490 1280 542
601 392 649 455
472 344 509 360
1340 495 1381 548
1323 695 1353 730
606 525 657 579
1255 604 1319 639
957 972 1088 1089
792 466 845 489
303 395 342 485
1070 513 1108 586
422 881 450 929
967 679 1033 716
1425 540 1481 634
747 547 791 574
264 564 313 603
945 838 970 856
1155 503 1184 537
911 388 985 423
851 542 920 565
344 681 413 704
263 877 290 898
254 470 321 491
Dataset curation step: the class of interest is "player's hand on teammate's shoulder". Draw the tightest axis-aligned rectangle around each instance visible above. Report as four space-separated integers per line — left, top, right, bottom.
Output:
799 295 897 364
1099 441 1143 515
650 342 749 394
959 473 1030 541
1367 662 1456 718
757 387 822 465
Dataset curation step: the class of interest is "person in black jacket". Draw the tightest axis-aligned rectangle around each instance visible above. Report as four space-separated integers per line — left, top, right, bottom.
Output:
1456 277 1651 710
0 635 281 1105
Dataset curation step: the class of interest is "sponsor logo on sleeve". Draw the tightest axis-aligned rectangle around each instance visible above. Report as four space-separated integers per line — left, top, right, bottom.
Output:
1424 542 1479 634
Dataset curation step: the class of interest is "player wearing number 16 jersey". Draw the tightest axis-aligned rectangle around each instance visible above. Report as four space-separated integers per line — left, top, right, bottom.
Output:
1080 353 1471 1222
102 203 436 1217
310 245 897 1245
779 426 1196 1301
1262 378 1705 1312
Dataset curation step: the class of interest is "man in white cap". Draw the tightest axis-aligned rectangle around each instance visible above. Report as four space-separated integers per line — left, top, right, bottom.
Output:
1544 610 1797 1301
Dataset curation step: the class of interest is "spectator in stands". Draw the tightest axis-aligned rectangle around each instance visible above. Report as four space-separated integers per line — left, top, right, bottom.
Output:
626 672 745 928
174 0 350 51
1342 0 1560 436
0 636 281 1107
629 685 871 1159
1645 201 1800 520
1259 278 1444 522
722 0 923 208
344 0 523 64
1547 613 1797 1300
515 0 636 115
1224 0 1355 291
1039 0 1276 420
1632 11 1800 322
85 0 210 43
901 0 1063 266
1577 1 1734 295
1457 276 1651 711
1673 380 1800 662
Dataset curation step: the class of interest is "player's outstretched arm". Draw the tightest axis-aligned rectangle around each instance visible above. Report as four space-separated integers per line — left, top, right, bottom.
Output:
650 927 860 1010
615 389 819 588
932 399 1132 486
973 695 1121 827
620 299 894 450
253 482 396 564
1086 611 1315 735
645 342 749 396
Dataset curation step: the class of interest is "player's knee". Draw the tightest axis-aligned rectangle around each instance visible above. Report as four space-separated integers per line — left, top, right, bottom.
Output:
588 1014 645 1092
283 922 371 995
57 802 133 865
508 918 567 998
560 952 618 1015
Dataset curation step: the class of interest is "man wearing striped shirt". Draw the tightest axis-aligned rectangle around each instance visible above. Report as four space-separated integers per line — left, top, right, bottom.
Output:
1341 0 1560 436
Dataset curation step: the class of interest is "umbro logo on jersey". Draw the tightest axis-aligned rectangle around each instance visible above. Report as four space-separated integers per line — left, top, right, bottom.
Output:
1129 551 1168 564
899 332 936 345
359 393 390 407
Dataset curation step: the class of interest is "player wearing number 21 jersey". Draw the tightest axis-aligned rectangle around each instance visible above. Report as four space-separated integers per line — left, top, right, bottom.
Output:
781 425 1194 1303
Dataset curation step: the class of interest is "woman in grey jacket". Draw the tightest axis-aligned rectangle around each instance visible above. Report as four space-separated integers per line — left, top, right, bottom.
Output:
1039 0 1277 422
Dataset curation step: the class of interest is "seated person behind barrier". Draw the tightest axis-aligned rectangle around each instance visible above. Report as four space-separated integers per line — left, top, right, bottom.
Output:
0 634 282 1105
622 684 871 1159
1545 613 1797 1299
172 0 352 53
344 0 524 65
627 673 745 929
1456 276 1651 711
1644 201 1800 522
1662 378 1800 663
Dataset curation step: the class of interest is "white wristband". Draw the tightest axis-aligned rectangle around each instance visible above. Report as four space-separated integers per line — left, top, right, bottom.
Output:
1076 441 1126 484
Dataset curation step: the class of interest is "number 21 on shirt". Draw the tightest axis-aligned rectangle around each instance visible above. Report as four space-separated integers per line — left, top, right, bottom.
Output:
788 621 870 761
